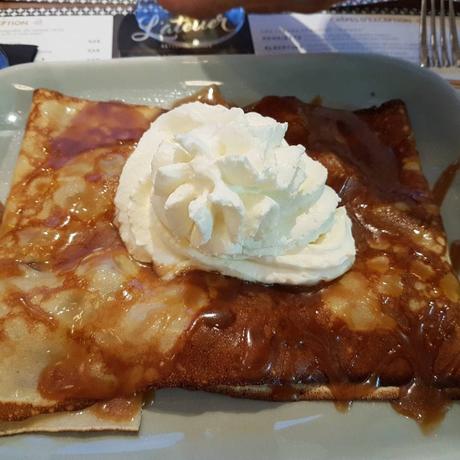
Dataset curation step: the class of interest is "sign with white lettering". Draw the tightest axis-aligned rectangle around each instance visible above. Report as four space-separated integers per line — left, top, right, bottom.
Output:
133 0 246 48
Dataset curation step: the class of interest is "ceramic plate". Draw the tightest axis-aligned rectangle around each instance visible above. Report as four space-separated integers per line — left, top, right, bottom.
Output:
0 55 459 460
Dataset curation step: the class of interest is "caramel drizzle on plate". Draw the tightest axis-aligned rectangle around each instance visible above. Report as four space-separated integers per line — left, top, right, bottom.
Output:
432 158 460 274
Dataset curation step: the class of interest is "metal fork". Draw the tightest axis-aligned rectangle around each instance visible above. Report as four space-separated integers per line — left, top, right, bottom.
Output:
420 0 460 67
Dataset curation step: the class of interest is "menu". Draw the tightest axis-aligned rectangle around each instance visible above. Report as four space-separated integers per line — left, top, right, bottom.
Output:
248 13 419 63
0 6 459 71
0 16 113 61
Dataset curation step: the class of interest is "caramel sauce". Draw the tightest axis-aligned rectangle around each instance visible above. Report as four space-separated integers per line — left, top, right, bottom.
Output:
89 396 142 422
391 379 451 434
2 90 459 431
0 202 4 224
0 260 22 278
330 374 382 405
451 241 460 273
54 223 121 272
432 159 460 274
5 291 57 329
334 401 353 413
38 347 119 401
432 159 460 207
47 101 153 169
246 97 406 200
143 389 156 408
172 85 232 108
199 307 236 330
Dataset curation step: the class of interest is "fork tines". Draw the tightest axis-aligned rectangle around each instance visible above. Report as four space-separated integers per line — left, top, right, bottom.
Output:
420 0 460 67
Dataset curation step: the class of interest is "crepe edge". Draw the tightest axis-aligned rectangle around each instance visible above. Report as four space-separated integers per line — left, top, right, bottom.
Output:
190 384 460 401
0 398 142 437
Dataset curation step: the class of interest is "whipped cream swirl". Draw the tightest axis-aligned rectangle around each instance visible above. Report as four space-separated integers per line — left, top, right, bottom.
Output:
115 102 355 285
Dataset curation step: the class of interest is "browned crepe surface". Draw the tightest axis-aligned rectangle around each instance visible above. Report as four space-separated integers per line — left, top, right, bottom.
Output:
0 89 459 426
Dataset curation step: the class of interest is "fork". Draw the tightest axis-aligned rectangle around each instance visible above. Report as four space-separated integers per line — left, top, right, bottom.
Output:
420 0 460 67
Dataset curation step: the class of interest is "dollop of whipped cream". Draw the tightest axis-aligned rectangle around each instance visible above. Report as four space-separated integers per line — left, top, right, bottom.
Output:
115 102 355 285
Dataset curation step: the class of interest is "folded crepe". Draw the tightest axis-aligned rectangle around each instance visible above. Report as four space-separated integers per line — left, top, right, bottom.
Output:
0 89 158 434
0 88 458 433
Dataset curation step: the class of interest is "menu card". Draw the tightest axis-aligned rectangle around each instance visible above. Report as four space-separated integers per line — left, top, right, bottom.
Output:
248 13 421 63
0 15 113 62
0 6 459 73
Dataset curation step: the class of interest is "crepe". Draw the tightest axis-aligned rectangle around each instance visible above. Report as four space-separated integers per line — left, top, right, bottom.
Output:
0 89 459 430
0 89 161 432
0 397 142 436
